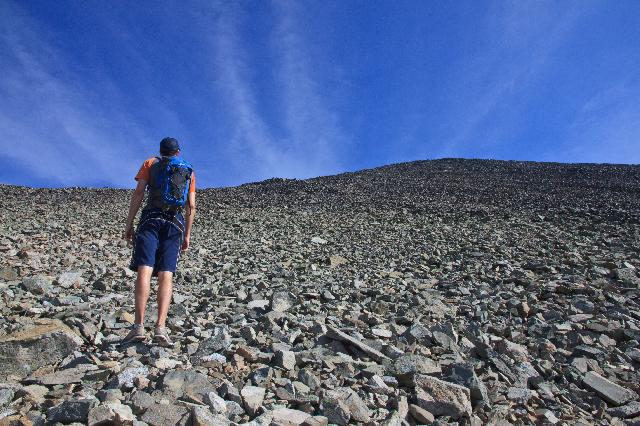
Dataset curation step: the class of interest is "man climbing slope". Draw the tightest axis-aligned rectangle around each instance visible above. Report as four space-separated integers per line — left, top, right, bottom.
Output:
122 137 196 346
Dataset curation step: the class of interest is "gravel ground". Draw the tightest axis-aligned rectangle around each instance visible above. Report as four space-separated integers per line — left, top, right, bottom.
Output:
1 158 640 425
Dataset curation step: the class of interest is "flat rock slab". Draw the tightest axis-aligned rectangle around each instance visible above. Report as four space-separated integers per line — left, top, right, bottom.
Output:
191 405 231 426
47 398 97 423
0 319 82 380
140 403 189 426
161 370 217 399
608 401 640 419
326 324 390 363
392 354 441 386
583 371 638 406
34 364 99 385
414 374 472 419
324 388 370 423
87 402 135 425
271 407 312 425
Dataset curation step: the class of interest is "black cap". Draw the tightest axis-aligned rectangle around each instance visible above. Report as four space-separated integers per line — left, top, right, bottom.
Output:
160 137 180 154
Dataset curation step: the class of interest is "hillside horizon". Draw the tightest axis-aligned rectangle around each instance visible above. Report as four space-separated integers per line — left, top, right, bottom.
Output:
3 157 640 191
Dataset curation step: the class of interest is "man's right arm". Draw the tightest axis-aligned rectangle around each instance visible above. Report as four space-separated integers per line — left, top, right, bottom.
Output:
123 179 147 242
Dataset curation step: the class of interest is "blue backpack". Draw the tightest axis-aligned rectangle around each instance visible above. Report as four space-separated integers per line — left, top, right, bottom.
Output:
150 156 193 211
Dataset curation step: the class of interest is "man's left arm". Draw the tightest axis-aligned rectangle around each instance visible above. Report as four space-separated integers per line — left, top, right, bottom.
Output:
182 191 196 252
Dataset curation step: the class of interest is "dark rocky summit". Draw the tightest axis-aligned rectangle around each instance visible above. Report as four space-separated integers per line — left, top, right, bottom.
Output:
1 158 640 425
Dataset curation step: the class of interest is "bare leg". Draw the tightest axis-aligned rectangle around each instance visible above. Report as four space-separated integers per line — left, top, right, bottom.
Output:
156 271 173 328
135 266 153 325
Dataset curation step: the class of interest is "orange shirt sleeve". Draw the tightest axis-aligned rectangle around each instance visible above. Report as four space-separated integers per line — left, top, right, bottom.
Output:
189 171 196 193
134 158 157 182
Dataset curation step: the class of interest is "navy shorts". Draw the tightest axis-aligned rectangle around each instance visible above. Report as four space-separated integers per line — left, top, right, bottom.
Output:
129 209 185 276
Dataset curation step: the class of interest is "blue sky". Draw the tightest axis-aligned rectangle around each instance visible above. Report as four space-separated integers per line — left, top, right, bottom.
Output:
1 1 639 188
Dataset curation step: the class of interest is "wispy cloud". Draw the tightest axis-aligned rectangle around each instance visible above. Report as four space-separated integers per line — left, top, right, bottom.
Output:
208 0 347 182
210 3 282 179
0 2 178 187
271 0 347 177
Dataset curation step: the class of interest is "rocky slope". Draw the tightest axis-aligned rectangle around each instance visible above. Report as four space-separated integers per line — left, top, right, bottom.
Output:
1 158 640 425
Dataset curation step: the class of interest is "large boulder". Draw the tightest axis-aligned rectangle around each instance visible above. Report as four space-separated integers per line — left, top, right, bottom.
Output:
0 319 82 380
414 375 472 419
160 370 217 399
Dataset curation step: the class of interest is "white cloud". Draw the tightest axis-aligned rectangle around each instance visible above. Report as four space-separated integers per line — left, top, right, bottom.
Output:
271 0 347 177
210 4 281 179
207 1 347 182
0 2 177 187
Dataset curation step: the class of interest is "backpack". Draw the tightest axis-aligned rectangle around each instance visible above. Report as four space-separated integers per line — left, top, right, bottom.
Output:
149 156 193 211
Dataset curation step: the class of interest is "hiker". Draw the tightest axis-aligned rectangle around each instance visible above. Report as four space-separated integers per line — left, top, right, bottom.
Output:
122 137 196 345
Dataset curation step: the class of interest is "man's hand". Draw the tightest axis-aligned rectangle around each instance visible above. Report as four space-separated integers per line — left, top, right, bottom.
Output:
181 234 190 252
123 224 134 245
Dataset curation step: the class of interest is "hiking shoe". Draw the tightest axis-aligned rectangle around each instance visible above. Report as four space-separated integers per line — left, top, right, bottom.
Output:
123 324 146 343
153 326 174 347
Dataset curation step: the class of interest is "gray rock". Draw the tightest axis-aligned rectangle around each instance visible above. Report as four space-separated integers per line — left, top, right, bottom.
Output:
140 403 189 426
496 338 529 363
0 319 82 380
0 388 14 407
414 374 472 419
191 405 230 426
194 326 231 359
298 369 321 390
87 402 135 426
409 404 435 424
129 390 155 415
391 354 441 386
96 389 123 403
0 266 18 281
21 275 52 295
535 409 560 424
110 366 150 390
249 366 273 387
444 362 489 408
219 381 243 405
615 268 640 287
271 407 312 425
248 300 270 310
275 349 297 370
271 291 293 312
321 395 351 426
607 401 640 419
507 387 534 404
241 385 265 416
326 324 390 363
161 370 217 399
204 391 227 415
324 388 370 423
583 371 638 406
430 322 459 351
47 398 97 423
57 271 84 288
